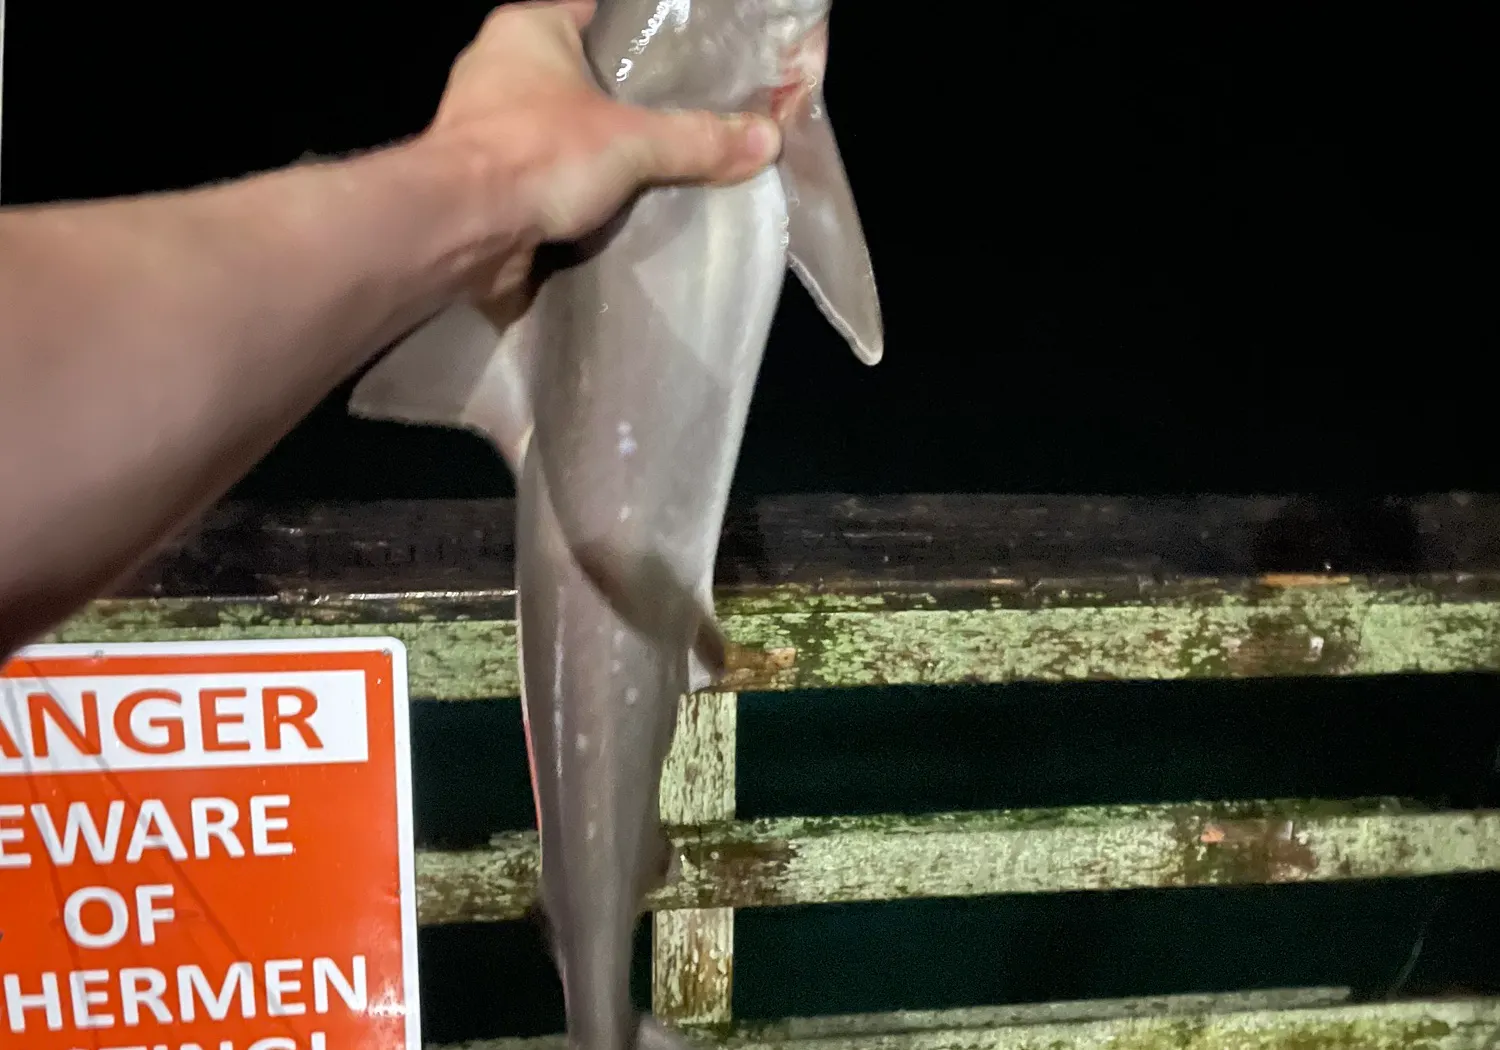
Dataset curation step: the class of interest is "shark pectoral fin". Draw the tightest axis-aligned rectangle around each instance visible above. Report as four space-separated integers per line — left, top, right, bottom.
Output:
349 301 497 423
778 96 884 366
348 297 540 476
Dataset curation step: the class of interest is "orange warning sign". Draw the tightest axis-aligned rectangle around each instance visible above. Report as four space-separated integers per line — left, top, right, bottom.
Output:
0 638 418 1050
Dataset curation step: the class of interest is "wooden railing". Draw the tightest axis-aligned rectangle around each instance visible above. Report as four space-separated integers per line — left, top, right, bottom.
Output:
58 493 1500 1048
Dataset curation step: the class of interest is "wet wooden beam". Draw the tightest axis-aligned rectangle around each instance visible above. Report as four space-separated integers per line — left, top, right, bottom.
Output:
58 493 1500 695
442 992 1500 1050
412 798 1500 925
105 493 1500 598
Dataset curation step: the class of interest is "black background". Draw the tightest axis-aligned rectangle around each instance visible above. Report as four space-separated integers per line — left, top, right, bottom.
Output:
5 4 1493 500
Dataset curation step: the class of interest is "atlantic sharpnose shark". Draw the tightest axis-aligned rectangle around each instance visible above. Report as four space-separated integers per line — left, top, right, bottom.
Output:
348 3 882 1049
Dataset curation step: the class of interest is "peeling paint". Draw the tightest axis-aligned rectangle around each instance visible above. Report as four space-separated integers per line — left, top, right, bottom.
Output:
655 692 737 1025
417 799 1500 924
1172 815 1320 886
49 577 1500 700
450 996 1499 1050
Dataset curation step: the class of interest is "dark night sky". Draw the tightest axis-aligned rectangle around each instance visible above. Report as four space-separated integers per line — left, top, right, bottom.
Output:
4 4 1491 502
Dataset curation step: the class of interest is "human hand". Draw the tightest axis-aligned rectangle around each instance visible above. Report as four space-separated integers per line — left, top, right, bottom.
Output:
428 0 783 311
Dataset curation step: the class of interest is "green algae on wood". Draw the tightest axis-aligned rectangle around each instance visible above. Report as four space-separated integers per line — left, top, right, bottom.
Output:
717 1000 1489 1050
724 988 1358 1038
439 995 1500 1050
52 576 1500 700
412 798 1500 924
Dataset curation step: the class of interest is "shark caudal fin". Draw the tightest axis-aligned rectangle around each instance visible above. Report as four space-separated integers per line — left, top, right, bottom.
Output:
349 300 540 478
775 21 884 366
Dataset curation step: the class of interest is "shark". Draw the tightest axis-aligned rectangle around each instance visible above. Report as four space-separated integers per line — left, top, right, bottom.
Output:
348 2 881 1048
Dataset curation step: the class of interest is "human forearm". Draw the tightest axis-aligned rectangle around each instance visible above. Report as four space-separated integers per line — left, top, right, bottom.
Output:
0 132 520 653
0 0 779 659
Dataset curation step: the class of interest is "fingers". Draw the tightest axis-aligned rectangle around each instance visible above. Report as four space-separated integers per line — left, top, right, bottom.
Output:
526 108 783 239
624 109 783 187
513 0 595 40
489 0 595 29
466 1 592 79
553 0 597 29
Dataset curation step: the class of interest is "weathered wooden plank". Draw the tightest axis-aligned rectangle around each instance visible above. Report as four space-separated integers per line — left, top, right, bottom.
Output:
72 493 1500 693
723 988 1357 1038
413 798 1500 924
439 994 1500 1050
50 577 1500 697
654 692 737 1026
54 491 1500 694
106 493 1500 599
653 909 734 1027
446 990 1360 1048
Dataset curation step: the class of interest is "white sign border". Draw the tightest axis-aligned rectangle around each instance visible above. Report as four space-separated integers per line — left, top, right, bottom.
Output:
6 635 422 1050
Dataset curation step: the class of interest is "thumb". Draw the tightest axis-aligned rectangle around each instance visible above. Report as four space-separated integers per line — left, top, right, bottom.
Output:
624 109 783 186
